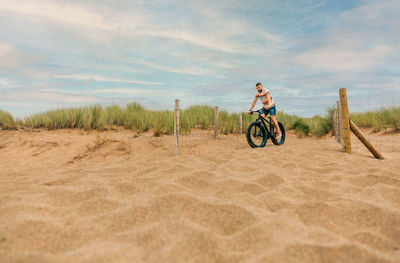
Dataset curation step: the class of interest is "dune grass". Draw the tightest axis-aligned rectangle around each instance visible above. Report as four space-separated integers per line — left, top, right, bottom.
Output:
350 107 400 132
0 110 15 129
3 103 399 137
0 104 335 137
23 103 175 135
20 103 303 136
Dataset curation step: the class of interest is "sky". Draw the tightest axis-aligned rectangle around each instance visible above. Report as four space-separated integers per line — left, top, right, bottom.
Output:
0 0 399 118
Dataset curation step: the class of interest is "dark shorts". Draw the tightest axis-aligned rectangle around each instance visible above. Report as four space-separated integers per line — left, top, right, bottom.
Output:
260 105 276 116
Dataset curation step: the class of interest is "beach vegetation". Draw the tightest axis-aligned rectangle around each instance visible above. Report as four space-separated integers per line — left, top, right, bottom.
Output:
3 103 399 137
0 110 15 129
350 107 400 132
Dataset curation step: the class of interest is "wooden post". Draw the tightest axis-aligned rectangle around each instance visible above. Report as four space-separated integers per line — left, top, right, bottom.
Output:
174 99 179 156
239 114 243 134
214 106 219 139
339 88 351 153
349 120 384 159
336 100 342 144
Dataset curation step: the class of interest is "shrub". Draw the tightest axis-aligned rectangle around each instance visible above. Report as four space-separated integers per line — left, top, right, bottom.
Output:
293 119 310 136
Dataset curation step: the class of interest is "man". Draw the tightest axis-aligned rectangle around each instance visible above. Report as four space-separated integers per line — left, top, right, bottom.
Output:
248 82 282 139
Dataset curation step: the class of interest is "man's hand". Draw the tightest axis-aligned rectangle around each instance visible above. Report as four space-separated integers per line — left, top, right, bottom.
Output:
247 110 252 115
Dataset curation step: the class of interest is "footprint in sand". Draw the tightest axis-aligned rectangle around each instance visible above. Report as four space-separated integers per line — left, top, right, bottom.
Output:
3 220 89 253
352 231 399 252
263 244 386 262
175 171 218 192
258 195 293 212
176 176 211 192
48 187 109 207
295 201 400 246
256 174 284 188
75 198 121 216
150 195 257 236
42 175 83 186
164 228 228 263
349 174 400 188
111 182 138 195
213 179 266 197
378 186 400 208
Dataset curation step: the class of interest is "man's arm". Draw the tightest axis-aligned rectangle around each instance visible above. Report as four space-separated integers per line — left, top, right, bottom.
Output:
261 93 271 105
255 91 268 98
248 97 258 113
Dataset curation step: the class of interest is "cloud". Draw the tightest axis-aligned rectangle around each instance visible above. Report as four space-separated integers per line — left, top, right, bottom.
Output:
132 58 213 76
0 42 36 71
55 74 163 85
0 78 17 88
295 45 392 72
292 0 400 73
1 88 103 104
88 88 154 94
131 28 273 55
0 1 115 30
0 0 283 55
88 88 184 98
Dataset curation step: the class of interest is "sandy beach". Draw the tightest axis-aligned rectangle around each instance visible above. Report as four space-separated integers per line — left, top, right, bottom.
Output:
0 129 399 262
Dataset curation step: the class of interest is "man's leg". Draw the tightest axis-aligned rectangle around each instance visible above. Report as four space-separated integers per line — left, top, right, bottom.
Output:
271 115 281 134
269 106 281 135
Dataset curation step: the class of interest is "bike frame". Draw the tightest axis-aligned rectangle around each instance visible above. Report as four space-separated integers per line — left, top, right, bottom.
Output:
252 110 274 138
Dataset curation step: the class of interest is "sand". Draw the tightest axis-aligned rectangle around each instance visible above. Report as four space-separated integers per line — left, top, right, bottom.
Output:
0 129 399 262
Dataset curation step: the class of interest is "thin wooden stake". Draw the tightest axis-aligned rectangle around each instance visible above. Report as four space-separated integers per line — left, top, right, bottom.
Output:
339 88 351 153
239 114 243 134
174 99 179 156
336 100 342 144
349 120 384 160
214 106 219 139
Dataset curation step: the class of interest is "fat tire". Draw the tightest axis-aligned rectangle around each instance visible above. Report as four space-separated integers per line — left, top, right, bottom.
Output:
246 122 267 148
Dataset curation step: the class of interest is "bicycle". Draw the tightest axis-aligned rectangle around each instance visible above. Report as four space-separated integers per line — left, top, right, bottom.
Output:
246 109 286 148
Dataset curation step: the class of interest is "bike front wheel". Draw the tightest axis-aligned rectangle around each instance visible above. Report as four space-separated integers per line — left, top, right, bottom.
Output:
246 122 267 148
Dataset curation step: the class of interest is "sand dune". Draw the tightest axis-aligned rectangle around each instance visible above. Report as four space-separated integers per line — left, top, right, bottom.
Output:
0 129 399 262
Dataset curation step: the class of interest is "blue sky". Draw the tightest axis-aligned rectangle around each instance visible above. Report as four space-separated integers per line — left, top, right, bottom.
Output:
0 0 399 117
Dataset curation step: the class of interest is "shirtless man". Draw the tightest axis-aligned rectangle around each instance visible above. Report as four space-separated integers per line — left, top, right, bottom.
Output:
248 82 282 139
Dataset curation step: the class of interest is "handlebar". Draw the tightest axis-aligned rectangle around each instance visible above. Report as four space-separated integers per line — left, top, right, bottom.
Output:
248 109 262 115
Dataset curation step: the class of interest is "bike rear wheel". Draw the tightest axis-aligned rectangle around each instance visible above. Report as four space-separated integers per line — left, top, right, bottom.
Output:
271 121 286 145
246 122 267 148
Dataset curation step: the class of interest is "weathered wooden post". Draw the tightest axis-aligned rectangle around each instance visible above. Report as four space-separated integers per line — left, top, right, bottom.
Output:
174 99 179 156
339 88 351 153
214 106 219 139
349 120 384 159
239 113 243 134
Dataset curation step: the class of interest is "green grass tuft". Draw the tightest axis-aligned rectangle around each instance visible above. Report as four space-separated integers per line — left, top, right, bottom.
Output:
0 110 15 129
